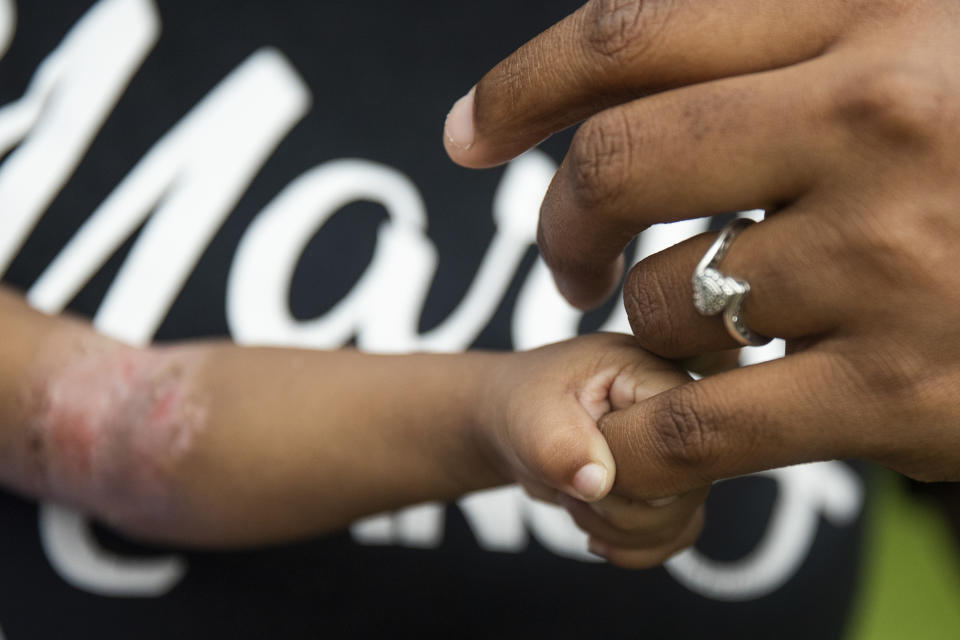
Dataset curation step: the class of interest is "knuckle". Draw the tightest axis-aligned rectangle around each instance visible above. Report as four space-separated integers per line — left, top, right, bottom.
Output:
649 386 718 469
837 341 925 404
850 207 960 307
867 354 923 400
584 0 666 64
818 349 933 463
624 261 684 356
834 65 951 147
567 111 634 211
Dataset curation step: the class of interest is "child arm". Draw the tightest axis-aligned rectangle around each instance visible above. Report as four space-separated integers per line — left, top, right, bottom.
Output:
0 286 705 564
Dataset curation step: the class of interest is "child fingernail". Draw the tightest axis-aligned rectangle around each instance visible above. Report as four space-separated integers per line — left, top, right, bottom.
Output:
646 495 680 507
444 87 476 151
572 463 608 501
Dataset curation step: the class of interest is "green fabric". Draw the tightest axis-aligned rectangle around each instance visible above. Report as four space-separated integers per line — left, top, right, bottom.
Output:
847 469 960 639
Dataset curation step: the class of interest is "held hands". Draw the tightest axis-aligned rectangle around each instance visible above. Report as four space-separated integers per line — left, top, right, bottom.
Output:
447 0 960 495
479 333 707 568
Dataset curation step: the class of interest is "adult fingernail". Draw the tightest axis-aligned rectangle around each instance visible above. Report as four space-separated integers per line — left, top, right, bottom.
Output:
646 495 680 508
572 463 609 502
444 87 475 151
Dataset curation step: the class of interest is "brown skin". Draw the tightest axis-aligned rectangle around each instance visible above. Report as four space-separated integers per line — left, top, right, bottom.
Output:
444 0 960 544
0 286 697 566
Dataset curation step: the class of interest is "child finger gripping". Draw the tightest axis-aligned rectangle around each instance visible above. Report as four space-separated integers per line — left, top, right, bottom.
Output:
479 332 708 568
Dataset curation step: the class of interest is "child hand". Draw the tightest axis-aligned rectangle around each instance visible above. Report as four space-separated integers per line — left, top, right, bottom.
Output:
479 332 708 568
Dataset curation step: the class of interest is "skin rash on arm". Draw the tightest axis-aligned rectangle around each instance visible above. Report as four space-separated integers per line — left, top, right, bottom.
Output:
0 287 506 547
4 328 209 534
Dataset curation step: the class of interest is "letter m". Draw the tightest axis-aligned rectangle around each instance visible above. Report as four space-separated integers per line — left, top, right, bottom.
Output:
2 1 310 345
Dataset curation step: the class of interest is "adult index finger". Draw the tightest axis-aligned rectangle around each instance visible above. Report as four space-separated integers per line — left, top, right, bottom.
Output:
443 0 856 168
598 349 877 499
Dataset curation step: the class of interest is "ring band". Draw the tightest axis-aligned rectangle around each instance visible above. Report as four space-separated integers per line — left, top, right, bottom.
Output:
692 218 772 347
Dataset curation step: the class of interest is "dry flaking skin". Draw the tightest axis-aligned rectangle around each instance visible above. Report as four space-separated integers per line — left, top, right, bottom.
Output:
10 328 208 532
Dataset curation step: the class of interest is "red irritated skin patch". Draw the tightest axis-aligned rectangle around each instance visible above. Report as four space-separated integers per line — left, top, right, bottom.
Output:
7 331 207 533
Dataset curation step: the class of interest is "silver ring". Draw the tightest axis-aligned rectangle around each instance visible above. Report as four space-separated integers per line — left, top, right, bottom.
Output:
692 218 771 347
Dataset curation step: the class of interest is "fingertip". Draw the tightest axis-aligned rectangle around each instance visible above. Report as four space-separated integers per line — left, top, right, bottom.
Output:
554 279 606 311
571 463 611 502
552 263 623 311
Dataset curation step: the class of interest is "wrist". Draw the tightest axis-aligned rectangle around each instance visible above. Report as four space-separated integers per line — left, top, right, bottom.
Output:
465 351 516 489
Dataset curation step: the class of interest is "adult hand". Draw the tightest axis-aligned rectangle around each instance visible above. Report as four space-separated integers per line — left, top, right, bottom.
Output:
444 0 960 498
